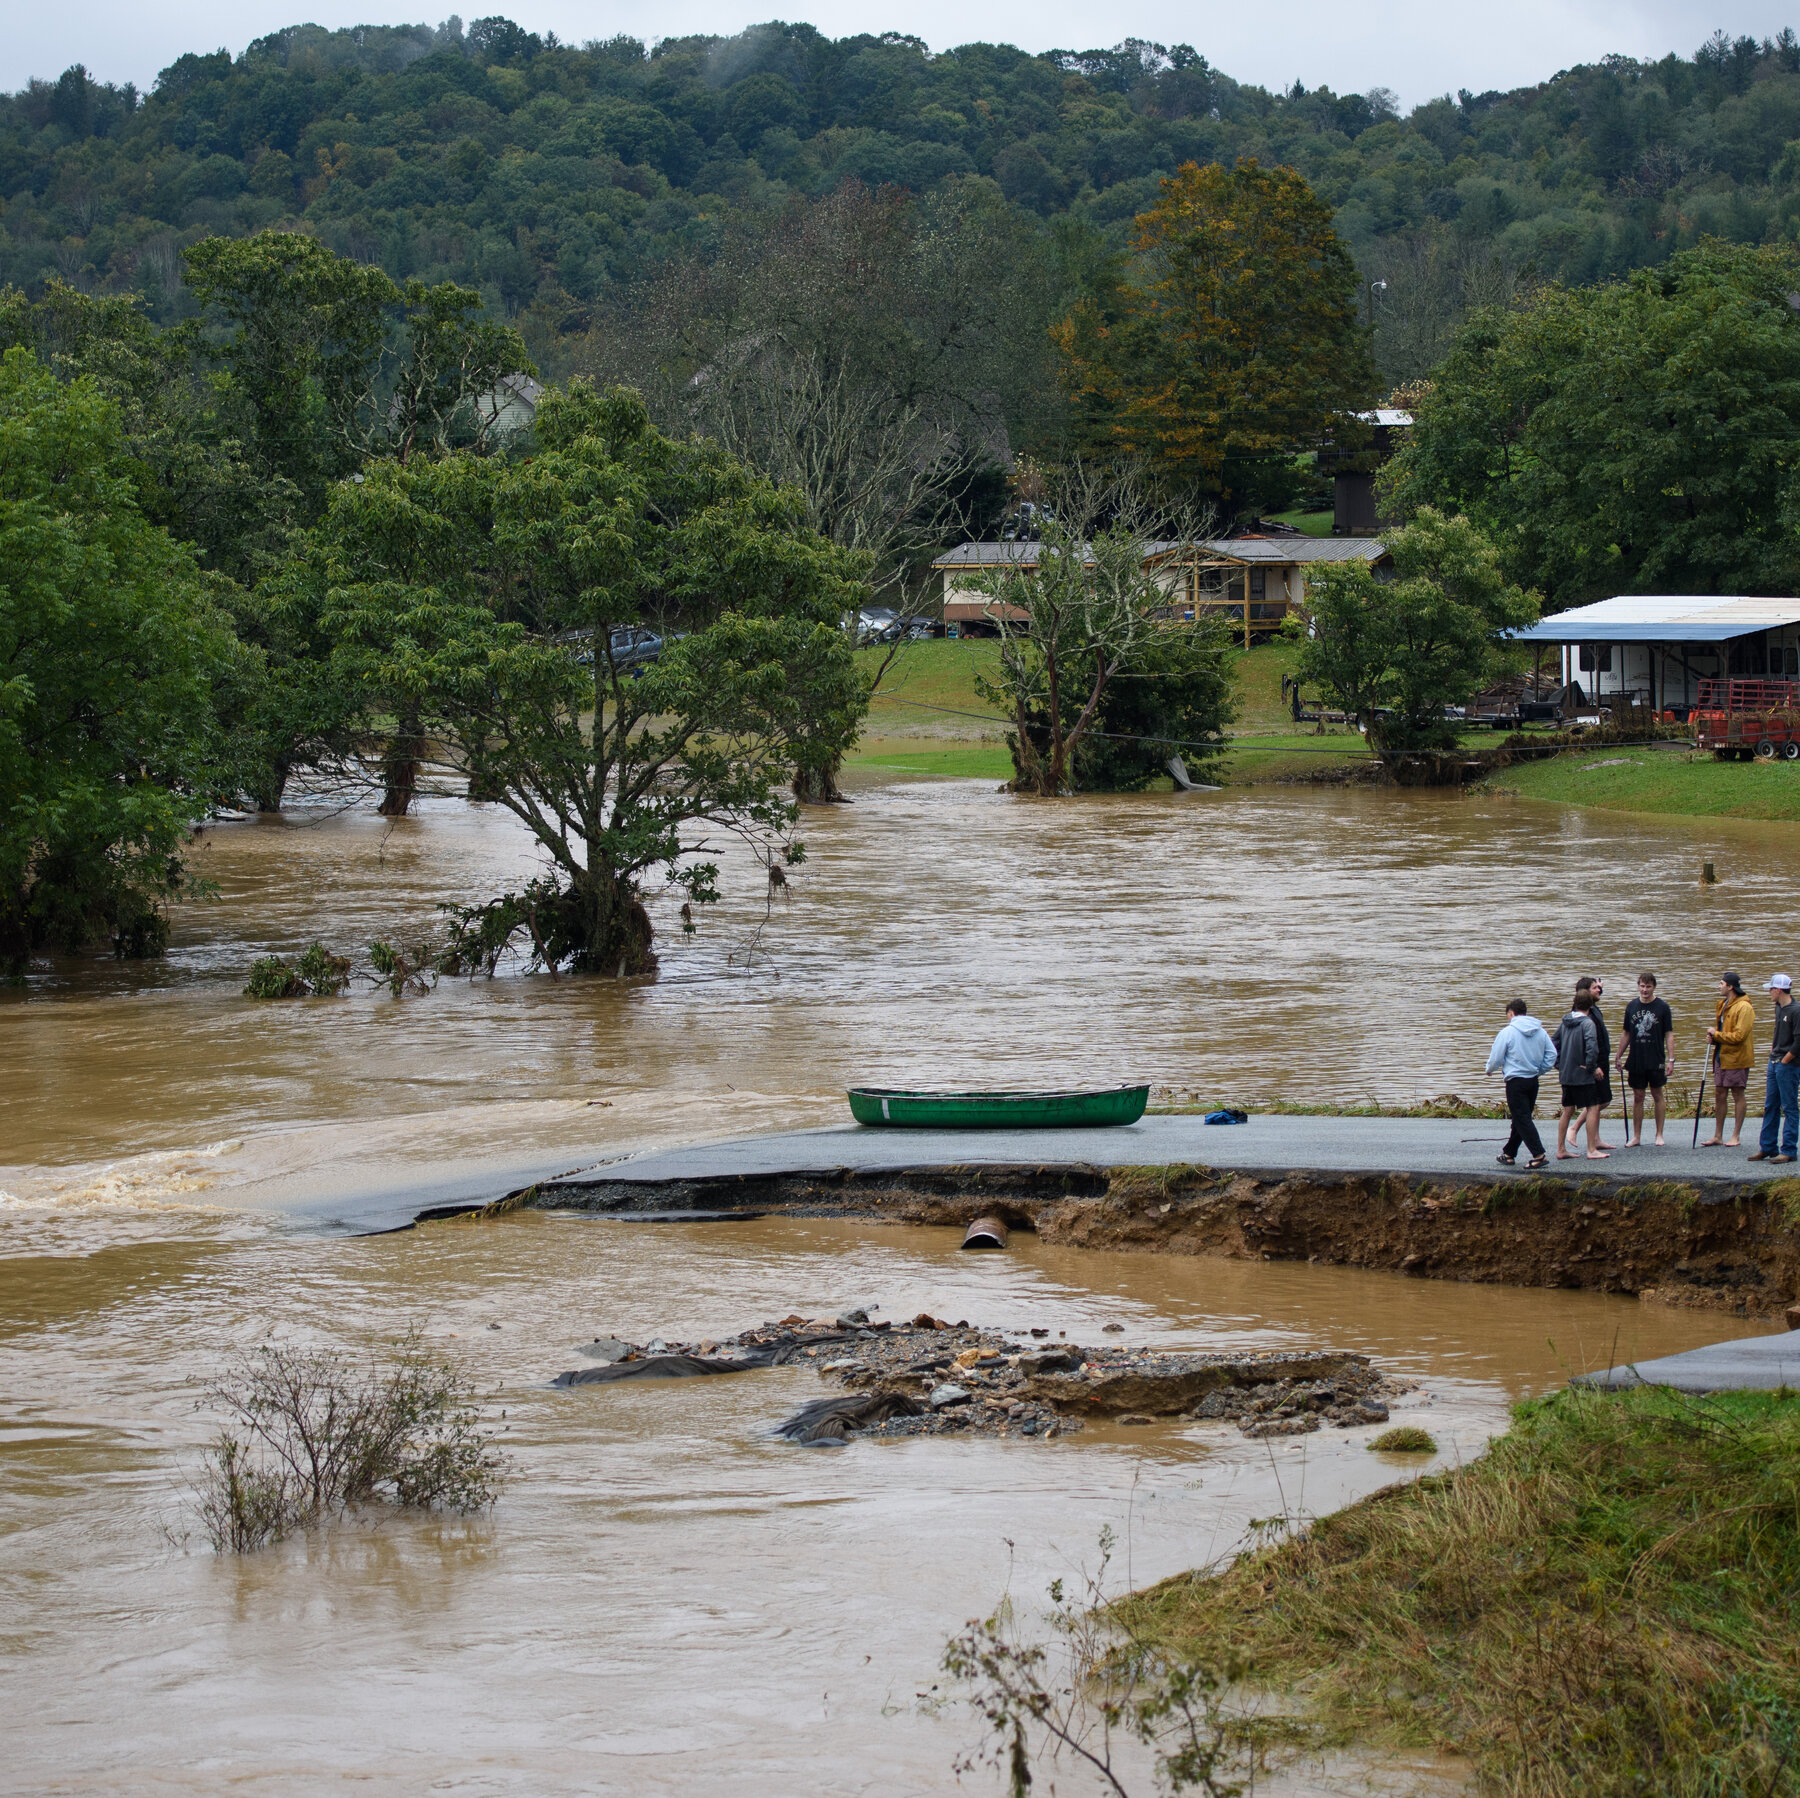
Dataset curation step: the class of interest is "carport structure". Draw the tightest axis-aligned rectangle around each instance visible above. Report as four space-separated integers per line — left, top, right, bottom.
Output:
1511 594 1800 714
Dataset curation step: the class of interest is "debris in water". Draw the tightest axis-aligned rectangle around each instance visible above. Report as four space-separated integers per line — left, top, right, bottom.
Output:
549 1313 1421 1445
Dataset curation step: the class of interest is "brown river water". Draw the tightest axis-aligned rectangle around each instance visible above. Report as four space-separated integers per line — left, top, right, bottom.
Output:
2 772 1791 1793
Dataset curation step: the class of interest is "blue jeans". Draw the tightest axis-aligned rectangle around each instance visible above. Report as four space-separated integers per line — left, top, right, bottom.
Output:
1760 1058 1800 1157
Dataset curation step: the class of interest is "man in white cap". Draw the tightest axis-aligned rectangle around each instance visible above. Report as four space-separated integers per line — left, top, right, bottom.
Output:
1750 974 1800 1163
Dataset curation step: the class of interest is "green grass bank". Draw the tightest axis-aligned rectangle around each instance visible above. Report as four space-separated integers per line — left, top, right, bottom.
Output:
1120 1383 1800 1796
1488 746 1800 822
846 639 1379 784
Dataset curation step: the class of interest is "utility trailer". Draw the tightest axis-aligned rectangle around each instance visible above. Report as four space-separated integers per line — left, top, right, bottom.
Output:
1693 678 1800 760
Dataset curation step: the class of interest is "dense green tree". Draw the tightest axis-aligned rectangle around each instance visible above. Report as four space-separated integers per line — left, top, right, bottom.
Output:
18 21 1800 401
0 278 300 582
1385 241 1800 608
1287 508 1537 758
1055 161 1376 514
0 348 244 971
184 233 535 503
314 382 870 975
1022 624 1236 792
970 475 1233 795
179 232 537 809
184 232 396 505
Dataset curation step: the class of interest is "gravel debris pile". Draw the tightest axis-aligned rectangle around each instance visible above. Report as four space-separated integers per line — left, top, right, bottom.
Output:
559 1308 1419 1446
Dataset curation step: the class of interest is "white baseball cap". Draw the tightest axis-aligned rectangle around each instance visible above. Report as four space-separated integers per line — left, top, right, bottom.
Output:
1767 974 1793 991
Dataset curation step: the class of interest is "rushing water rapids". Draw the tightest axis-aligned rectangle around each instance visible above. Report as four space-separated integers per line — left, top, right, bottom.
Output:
1 772 1790 1793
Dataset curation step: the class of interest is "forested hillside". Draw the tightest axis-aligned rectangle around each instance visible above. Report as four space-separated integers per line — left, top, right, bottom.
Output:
10 17 1800 382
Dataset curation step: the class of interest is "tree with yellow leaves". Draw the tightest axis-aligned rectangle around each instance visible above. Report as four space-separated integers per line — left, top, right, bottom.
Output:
1053 161 1376 515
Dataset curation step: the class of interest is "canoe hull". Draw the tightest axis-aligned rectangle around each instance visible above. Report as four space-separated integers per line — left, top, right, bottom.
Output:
846 1085 1149 1129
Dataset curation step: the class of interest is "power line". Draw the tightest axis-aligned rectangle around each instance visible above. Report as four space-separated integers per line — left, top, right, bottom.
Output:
870 693 1697 756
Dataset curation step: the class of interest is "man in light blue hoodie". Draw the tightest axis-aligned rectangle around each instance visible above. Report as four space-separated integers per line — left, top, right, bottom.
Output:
1486 998 1558 1167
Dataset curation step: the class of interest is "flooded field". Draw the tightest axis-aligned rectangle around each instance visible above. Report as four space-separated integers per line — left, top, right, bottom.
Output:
5 773 1796 1212
2 772 1792 1792
0 1211 1768 1796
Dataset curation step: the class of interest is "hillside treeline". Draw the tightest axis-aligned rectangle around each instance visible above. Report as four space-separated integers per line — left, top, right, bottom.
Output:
12 18 1800 380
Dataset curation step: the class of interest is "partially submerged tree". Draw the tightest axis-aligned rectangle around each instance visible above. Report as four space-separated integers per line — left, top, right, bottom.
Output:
0 349 243 972
318 383 870 976
1287 508 1537 762
183 232 536 810
1066 626 1237 792
970 471 1232 796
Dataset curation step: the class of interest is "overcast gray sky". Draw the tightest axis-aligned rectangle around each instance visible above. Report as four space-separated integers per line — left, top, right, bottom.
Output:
7 1 1794 110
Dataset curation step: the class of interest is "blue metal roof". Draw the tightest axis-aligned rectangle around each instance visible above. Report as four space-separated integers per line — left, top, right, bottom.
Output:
1511 595 1800 643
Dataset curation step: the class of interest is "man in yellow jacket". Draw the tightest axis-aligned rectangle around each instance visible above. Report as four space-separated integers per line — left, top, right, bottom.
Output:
1703 971 1757 1148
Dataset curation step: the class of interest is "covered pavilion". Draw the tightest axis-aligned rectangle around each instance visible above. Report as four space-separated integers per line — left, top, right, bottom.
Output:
1511 595 1800 714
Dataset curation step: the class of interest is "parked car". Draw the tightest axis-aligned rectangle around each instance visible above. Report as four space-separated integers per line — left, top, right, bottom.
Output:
605 626 662 672
559 624 663 675
844 607 900 643
894 614 940 639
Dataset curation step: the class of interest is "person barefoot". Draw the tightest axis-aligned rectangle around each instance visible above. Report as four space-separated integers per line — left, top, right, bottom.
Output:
1552 986 1606 1159
1583 977 1616 1150
1704 972 1754 1148
1620 972 1674 1148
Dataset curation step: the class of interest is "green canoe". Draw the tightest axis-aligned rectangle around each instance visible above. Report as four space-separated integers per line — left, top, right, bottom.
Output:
846 1085 1150 1129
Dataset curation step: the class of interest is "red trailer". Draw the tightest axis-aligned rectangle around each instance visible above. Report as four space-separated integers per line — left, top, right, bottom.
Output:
1693 678 1800 760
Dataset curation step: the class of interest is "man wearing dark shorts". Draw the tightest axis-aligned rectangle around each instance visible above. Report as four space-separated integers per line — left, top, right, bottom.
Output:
1553 988 1606 1160
1618 972 1674 1147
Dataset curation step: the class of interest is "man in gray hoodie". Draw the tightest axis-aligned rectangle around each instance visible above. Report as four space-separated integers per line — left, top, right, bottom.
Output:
1486 998 1558 1167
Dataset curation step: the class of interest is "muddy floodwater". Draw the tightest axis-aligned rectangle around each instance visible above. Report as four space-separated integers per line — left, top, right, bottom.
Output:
2 773 1791 1793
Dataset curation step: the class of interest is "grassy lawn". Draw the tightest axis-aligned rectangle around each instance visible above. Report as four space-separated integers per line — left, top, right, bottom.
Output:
1489 747 1800 822
854 637 1006 737
843 740 1014 779
1265 507 1336 537
848 638 1386 783
1118 1383 1800 1795
1216 732 1375 781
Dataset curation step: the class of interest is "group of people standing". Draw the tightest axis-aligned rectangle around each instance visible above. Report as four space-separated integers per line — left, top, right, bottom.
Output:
1483 971 1800 1166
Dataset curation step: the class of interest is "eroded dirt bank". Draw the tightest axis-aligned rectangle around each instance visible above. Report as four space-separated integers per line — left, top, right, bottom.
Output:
510 1161 1800 1321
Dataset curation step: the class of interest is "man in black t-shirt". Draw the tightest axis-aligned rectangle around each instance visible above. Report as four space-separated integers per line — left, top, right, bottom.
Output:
1617 971 1675 1147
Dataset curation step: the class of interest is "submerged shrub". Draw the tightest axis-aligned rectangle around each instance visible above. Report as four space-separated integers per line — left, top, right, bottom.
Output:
193 1332 508 1552
243 942 352 998
1368 1426 1437 1453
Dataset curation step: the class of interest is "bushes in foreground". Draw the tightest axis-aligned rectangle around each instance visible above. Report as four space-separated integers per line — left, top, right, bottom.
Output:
194 1334 507 1552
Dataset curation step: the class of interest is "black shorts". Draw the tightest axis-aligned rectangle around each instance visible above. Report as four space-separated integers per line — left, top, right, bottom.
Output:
1561 1082 1601 1109
1628 1067 1666 1091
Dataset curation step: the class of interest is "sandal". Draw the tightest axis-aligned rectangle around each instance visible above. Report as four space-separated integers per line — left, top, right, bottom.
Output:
1526 1156 1548 1169
1495 1154 1516 1166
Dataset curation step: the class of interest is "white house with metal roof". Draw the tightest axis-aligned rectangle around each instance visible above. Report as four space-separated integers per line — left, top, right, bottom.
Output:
929 535 1390 646
1511 595 1800 713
